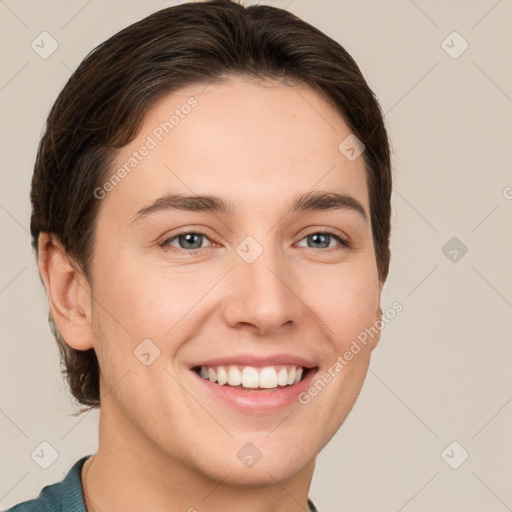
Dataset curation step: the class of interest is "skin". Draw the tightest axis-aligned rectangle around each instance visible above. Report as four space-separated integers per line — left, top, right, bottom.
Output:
38 76 383 511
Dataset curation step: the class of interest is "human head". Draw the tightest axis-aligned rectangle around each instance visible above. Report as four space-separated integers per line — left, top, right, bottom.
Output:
31 0 391 458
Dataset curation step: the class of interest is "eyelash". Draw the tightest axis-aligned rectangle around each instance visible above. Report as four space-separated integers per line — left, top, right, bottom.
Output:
160 228 351 255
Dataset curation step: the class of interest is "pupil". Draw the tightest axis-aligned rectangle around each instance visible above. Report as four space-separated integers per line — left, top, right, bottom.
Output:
181 233 202 249
178 233 330 250
310 233 329 249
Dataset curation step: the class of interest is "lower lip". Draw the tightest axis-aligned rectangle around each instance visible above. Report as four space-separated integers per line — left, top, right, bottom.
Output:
191 368 318 414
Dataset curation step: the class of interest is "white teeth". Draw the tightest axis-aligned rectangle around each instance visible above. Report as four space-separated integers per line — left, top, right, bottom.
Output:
259 367 278 388
208 367 217 383
277 367 288 386
241 366 260 388
198 364 306 389
287 366 296 385
217 366 228 386
227 365 242 386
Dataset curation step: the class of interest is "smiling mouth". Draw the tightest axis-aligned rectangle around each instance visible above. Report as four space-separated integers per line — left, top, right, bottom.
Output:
192 364 312 391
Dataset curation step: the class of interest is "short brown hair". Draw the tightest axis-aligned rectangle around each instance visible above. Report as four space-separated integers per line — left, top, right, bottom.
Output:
30 0 392 410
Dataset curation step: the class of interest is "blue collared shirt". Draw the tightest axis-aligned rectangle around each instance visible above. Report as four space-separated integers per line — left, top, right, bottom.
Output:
6 455 319 511
6 456 89 512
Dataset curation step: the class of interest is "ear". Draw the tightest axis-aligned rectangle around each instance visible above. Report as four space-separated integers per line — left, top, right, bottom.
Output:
370 280 385 352
37 232 94 350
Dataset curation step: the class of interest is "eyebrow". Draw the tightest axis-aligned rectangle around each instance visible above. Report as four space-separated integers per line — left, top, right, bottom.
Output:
131 190 368 224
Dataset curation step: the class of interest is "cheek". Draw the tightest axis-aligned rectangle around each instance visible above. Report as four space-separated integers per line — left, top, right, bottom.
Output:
91 255 214 341
301 261 380 346
91 233 380 349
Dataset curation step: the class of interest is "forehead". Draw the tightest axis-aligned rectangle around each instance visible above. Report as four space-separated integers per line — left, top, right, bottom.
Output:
99 76 369 221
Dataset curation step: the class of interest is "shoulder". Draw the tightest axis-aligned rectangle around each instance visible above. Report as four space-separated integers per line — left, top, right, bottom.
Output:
5 455 90 512
6 497 52 512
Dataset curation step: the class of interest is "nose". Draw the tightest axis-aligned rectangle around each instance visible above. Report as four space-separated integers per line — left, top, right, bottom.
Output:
220 242 302 336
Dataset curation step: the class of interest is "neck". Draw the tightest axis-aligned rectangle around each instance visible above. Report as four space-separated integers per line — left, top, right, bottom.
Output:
82 405 315 512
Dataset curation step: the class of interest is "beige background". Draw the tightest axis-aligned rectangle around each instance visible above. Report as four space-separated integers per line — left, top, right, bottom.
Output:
1 1 511 511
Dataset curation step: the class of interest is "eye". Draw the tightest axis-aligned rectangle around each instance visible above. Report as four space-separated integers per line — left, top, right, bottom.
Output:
160 231 215 254
296 230 350 250
160 228 351 255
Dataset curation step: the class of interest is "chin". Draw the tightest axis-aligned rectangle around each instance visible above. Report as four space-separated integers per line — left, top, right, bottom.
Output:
193 442 314 489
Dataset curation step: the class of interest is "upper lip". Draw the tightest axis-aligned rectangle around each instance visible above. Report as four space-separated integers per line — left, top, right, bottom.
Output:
190 353 317 369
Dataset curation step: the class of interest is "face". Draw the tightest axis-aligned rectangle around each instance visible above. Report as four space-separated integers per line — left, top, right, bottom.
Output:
87 76 382 486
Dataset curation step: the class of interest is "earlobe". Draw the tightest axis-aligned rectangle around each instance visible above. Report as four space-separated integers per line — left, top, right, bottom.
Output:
370 303 383 352
37 232 94 351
